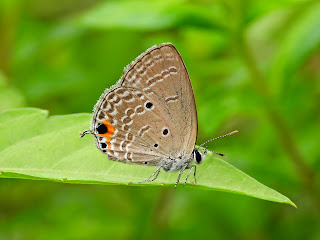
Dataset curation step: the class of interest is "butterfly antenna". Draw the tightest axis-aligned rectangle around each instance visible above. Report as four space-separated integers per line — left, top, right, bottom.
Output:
200 147 226 157
198 130 238 149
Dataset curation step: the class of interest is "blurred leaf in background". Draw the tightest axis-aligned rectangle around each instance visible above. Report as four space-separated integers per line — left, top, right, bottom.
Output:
0 0 319 239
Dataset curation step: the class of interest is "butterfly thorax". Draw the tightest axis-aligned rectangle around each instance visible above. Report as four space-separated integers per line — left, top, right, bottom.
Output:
161 154 193 172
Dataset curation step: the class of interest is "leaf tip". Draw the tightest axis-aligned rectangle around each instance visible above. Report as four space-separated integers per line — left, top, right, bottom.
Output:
284 197 297 208
290 201 297 208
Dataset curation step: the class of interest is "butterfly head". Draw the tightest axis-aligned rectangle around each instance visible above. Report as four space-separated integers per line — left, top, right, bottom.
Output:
193 130 239 164
193 148 207 164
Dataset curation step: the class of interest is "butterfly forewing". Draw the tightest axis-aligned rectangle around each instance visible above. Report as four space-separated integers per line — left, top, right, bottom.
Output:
92 43 197 165
120 43 197 159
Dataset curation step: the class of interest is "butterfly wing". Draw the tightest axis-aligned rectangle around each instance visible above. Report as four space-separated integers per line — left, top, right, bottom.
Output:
92 43 197 165
120 43 198 158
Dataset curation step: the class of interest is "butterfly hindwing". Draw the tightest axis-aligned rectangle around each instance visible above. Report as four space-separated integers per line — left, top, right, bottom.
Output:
92 86 178 163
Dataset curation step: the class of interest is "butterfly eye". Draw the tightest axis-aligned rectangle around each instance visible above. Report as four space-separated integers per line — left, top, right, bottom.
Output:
193 149 204 164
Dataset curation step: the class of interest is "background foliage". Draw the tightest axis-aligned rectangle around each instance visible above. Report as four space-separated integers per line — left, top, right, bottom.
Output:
0 0 319 239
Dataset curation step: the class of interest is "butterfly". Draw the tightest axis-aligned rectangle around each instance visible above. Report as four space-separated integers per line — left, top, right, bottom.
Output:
80 43 237 188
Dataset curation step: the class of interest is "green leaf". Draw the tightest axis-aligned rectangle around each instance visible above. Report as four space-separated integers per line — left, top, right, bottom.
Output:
74 0 178 30
73 0 228 31
0 108 295 207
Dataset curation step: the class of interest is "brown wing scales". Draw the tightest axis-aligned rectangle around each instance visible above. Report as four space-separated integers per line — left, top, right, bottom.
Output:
91 43 197 165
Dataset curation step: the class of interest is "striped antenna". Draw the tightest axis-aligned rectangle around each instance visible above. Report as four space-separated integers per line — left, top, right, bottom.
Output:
198 130 238 149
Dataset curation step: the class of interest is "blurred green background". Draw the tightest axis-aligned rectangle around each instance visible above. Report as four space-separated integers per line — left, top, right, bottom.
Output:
1 0 319 239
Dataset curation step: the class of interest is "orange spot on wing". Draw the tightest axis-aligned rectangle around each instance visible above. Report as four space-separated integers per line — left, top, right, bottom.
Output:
98 120 115 150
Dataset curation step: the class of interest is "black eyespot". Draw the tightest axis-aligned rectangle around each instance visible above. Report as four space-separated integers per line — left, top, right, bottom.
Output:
145 102 153 109
154 143 158 148
102 150 107 153
96 123 108 134
195 150 202 164
163 129 168 135
144 162 148 165
101 143 107 149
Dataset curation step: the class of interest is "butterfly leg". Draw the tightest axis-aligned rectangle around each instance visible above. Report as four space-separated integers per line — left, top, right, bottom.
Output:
183 165 197 186
149 168 161 182
174 165 188 189
139 166 162 183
